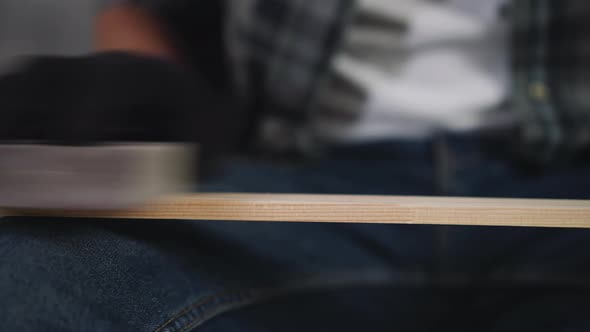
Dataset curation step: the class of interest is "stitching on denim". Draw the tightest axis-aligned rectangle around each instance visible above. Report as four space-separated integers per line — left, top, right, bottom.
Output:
175 293 261 332
153 292 223 331
153 268 590 332
153 270 398 332
153 289 261 332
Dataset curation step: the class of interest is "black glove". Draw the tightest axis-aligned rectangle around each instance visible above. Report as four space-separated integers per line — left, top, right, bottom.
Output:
0 51 240 149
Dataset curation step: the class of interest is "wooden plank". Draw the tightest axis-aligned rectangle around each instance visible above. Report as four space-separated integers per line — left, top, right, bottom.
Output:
2 194 590 228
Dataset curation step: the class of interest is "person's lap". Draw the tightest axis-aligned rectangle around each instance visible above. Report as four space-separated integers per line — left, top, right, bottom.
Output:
0 217 413 331
1 137 590 331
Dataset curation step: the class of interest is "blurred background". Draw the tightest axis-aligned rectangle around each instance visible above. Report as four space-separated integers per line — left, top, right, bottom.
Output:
0 0 94 72
0 0 588 201
1 2 590 331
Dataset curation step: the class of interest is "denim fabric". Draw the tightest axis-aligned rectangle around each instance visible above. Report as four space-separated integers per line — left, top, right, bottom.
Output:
1 134 590 331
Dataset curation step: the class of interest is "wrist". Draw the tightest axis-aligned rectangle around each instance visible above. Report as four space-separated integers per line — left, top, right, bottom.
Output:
94 4 182 63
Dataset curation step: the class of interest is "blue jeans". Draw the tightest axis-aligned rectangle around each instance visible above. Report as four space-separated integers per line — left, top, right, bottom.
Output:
1 134 590 331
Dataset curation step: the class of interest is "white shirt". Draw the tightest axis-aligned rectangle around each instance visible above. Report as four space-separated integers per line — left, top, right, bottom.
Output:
314 0 512 142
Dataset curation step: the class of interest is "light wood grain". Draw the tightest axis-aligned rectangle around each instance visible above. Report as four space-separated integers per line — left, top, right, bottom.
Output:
2 194 590 228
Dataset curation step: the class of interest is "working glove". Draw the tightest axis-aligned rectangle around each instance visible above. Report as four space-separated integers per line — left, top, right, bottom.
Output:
0 52 241 209
0 51 238 147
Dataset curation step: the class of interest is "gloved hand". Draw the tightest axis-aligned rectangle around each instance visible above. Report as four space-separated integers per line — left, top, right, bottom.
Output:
0 52 242 209
0 51 239 150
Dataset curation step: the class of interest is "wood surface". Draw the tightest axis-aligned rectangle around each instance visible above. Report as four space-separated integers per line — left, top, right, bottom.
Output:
2 193 590 228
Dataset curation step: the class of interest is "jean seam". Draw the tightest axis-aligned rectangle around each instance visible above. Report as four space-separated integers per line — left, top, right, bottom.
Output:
153 270 399 332
153 288 261 332
153 269 590 332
